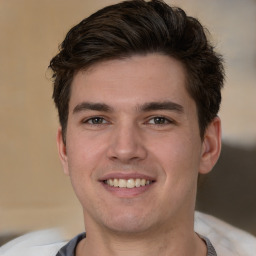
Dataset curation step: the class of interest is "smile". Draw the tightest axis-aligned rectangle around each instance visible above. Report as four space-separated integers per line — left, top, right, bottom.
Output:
104 178 153 188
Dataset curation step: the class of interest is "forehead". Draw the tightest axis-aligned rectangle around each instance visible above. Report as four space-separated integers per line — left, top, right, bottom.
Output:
69 54 193 110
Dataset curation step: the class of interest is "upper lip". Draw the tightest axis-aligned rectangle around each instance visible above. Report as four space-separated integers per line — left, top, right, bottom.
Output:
99 172 156 181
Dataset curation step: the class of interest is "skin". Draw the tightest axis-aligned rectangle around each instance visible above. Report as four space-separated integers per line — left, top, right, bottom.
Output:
57 54 221 256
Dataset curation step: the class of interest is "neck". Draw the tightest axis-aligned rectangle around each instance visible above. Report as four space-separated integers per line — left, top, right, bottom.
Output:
76 217 207 256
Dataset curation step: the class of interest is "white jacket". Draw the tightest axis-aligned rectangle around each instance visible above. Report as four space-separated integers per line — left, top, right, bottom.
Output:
1 212 255 256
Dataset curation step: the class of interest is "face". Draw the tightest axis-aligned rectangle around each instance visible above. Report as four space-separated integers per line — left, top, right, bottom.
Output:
58 54 221 235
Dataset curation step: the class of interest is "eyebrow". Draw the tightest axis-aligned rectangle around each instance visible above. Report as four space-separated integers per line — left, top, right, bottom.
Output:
73 102 113 113
139 101 184 113
72 101 184 114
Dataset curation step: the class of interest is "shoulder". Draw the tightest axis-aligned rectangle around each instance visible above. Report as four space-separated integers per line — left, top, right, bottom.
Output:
195 211 256 256
2 215 256 256
0 229 67 256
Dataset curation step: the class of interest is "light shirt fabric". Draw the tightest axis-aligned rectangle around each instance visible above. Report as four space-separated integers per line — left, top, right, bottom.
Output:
1 212 256 256
55 233 217 256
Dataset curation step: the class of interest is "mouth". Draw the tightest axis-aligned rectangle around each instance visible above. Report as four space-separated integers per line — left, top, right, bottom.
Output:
103 178 154 189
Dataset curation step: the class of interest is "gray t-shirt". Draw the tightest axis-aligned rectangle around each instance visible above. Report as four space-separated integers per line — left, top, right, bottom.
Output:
56 233 217 256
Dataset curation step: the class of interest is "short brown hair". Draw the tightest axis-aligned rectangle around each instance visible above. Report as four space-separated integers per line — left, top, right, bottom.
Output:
49 0 224 141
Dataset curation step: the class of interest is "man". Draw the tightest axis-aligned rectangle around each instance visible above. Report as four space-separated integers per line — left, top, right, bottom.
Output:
48 0 256 255
1 1 255 256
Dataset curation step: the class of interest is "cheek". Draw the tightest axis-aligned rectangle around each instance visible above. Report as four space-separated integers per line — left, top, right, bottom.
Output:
66 148 100 208
65 134 106 196
151 133 202 181
67 131 106 168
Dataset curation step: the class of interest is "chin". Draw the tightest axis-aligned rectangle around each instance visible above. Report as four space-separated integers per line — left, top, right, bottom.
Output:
101 209 158 234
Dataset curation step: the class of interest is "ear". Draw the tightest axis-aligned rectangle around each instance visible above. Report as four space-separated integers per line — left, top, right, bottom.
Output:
199 117 222 174
57 127 70 176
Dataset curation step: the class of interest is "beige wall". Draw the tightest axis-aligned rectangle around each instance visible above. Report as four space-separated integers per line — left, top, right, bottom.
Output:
0 0 255 238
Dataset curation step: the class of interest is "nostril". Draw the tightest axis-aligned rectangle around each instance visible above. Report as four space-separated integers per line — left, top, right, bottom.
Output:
107 142 147 162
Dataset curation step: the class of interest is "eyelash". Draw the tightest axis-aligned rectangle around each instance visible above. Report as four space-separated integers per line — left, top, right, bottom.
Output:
82 116 108 125
146 116 174 125
82 116 174 126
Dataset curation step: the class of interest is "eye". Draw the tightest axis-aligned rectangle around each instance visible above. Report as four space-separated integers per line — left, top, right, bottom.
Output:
147 116 172 125
84 117 108 125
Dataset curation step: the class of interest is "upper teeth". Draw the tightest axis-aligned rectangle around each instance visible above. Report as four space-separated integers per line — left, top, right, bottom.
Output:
105 178 151 188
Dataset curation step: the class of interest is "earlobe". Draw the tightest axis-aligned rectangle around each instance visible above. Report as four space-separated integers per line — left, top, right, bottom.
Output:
57 127 70 176
199 117 222 174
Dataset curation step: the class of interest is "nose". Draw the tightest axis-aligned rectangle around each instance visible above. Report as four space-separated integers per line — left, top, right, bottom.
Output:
106 122 147 163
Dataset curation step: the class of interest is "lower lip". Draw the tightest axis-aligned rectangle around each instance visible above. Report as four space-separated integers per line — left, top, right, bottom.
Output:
101 182 154 198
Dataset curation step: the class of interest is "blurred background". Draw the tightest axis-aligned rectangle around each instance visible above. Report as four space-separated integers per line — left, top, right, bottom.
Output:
0 0 255 245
